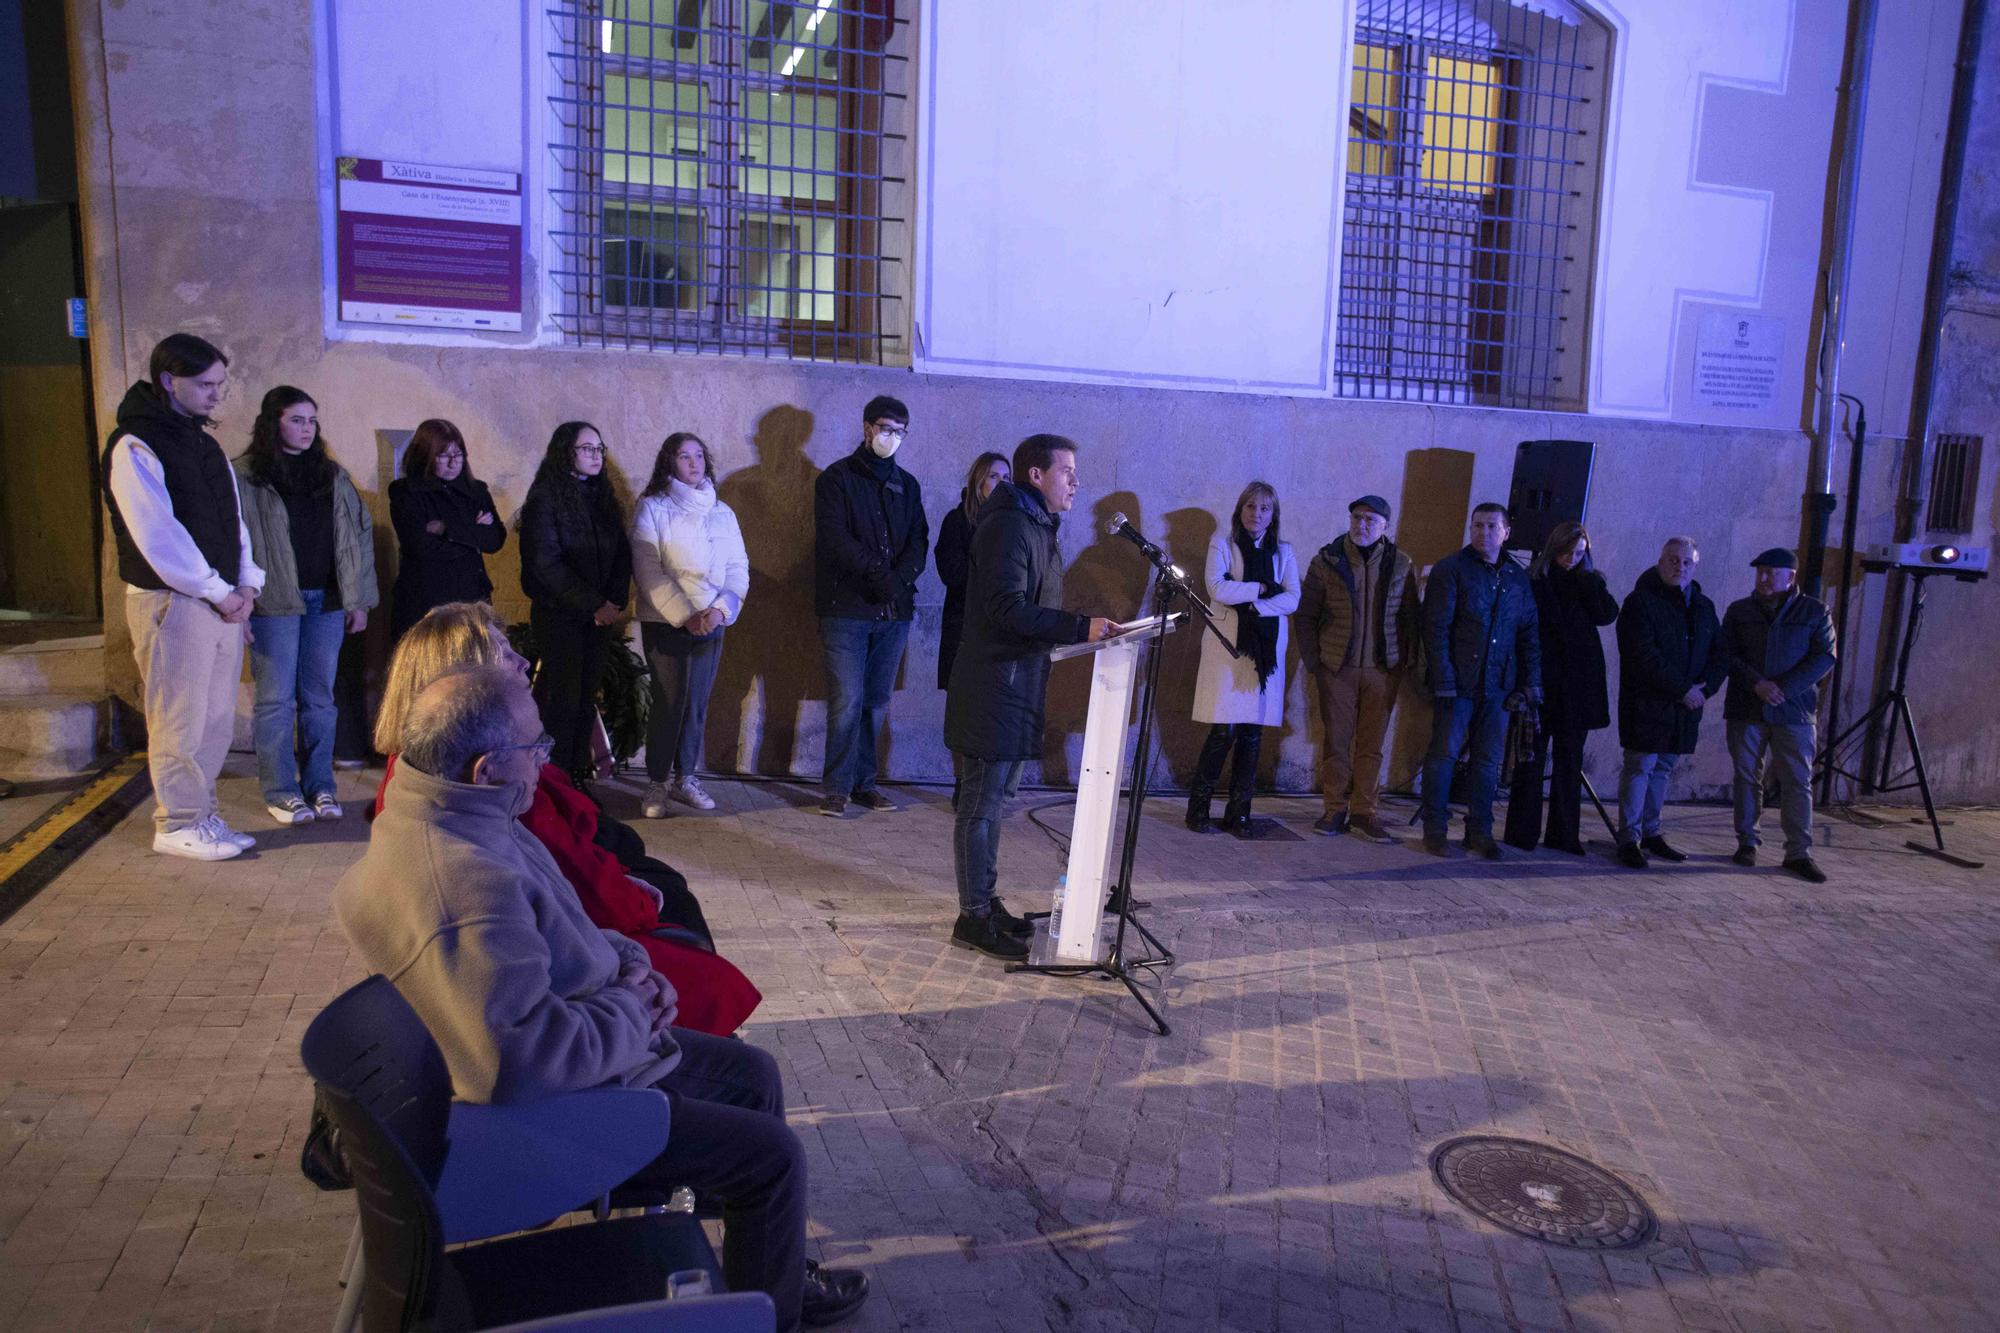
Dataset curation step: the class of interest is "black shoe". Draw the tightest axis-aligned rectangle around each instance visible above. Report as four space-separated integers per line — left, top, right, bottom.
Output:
818 795 849 818
1616 841 1649 870
802 1259 870 1327
1782 856 1827 884
1732 844 1757 867
951 910 1030 960
850 789 898 812
1464 833 1502 860
1312 813 1348 836
1548 839 1586 856
1420 832 1450 857
1185 810 1215 833
987 897 1035 940
1640 835 1687 863
1349 815 1397 844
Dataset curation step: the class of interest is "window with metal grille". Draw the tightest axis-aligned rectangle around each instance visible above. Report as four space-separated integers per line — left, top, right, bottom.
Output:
1926 433 1983 535
1338 0 1607 409
547 1 907 361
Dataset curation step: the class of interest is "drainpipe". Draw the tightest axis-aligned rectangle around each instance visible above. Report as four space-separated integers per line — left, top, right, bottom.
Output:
1803 0 1882 600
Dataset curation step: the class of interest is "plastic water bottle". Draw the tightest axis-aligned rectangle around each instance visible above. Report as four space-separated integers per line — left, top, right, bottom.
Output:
1047 873 1067 943
667 1186 697 1213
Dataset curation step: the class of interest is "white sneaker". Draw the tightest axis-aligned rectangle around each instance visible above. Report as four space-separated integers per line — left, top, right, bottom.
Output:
672 776 716 811
310 793 345 821
641 781 672 820
154 823 242 861
203 814 256 849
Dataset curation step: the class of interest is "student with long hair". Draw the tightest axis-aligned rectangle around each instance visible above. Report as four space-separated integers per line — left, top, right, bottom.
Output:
631 432 747 818
387 418 505 639
1503 520 1618 852
935 451 1010 691
234 386 378 825
1187 481 1301 834
519 420 632 785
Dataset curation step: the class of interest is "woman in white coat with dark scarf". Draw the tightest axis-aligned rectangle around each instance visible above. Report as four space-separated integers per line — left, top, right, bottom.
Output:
632 432 749 819
1187 481 1301 834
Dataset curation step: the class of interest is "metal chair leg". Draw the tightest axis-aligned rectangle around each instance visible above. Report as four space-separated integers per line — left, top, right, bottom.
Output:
332 1218 364 1333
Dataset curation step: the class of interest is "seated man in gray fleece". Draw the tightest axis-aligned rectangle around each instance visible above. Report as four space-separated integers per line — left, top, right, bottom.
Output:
333 664 866 1332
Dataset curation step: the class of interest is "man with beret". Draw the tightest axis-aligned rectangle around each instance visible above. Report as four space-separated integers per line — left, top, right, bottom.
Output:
1719 547 1837 882
1296 494 1420 842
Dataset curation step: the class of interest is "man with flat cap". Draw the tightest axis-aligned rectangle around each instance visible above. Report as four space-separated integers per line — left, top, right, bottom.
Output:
1719 546 1836 882
1296 494 1421 841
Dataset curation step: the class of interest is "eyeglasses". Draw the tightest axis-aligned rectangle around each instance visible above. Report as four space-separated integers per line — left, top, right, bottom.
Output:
573 444 606 456
435 451 466 464
870 425 907 442
483 731 554 764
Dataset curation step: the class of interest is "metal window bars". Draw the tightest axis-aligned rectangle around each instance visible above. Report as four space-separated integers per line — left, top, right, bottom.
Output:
547 0 909 362
1338 0 1598 409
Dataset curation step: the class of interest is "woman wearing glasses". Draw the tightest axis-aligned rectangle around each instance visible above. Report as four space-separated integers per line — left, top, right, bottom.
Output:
235 386 379 826
388 418 506 640
519 421 632 786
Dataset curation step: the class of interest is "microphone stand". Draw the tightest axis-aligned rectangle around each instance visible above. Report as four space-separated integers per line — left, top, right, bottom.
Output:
1008 539 1240 1035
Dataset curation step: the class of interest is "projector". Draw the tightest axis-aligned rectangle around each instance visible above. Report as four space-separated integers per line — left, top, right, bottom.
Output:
1863 542 1989 575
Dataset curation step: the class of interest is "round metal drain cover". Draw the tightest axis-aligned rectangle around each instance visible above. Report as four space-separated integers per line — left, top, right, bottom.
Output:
1430 1136 1656 1249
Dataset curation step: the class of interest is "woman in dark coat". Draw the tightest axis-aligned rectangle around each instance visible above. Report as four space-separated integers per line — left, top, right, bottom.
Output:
935 451 1011 690
388 418 506 639
1504 521 1618 853
520 420 632 785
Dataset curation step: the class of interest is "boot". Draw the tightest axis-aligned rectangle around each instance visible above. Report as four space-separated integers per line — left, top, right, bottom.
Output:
1184 780 1217 832
1218 728 1262 836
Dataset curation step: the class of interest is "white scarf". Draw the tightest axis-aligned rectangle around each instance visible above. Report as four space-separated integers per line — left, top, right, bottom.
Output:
667 476 717 516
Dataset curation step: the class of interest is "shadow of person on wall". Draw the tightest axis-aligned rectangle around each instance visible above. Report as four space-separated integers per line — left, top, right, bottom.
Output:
1386 448 1476 794
1152 505 1221 793
710 405 823 782
1038 492 1154 786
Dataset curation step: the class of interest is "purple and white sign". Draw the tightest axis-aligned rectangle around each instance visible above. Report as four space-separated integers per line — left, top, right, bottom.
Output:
336 157 523 331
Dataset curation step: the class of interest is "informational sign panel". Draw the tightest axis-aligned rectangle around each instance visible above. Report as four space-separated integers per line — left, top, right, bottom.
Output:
1693 312 1783 412
336 157 522 331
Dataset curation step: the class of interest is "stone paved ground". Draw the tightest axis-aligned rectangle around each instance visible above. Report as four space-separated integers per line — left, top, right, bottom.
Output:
1 760 1997 1332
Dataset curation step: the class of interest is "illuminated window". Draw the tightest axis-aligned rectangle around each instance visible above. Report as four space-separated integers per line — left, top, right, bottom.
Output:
549 1 907 361
1338 2 1609 409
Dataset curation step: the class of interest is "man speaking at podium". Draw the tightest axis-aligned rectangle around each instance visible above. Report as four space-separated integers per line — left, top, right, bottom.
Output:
944 434 1120 960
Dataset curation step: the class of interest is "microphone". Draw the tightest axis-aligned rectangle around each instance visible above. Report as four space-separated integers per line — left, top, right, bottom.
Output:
1105 512 1164 561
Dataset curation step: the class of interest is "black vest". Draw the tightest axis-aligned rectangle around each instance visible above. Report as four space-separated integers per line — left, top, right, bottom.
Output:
102 384 242 592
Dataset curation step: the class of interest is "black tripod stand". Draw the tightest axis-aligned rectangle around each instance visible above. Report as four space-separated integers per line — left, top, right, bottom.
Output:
1010 559 1238 1035
1816 563 1985 869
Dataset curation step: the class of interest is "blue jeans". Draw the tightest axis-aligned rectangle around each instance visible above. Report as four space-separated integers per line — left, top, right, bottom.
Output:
1617 750 1681 843
249 589 344 805
1420 694 1510 836
820 616 909 798
953 754 1025 914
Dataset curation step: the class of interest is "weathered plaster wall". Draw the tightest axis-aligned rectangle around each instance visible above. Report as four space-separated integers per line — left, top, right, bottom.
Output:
64 0 2000 804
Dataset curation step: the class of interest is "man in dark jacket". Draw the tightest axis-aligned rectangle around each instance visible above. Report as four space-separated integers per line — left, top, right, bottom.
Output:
1418 503 1540 858
1613 537 1725 868
814 395 929 817
102 333 265 862
1295 494 1421 842
1720 548 1837 882
944 435 1117 959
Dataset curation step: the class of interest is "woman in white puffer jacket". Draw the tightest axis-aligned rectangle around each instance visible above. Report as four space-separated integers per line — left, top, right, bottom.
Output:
631 432 749 818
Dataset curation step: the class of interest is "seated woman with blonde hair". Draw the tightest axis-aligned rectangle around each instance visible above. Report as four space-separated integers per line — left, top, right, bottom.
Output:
368 601 759 1036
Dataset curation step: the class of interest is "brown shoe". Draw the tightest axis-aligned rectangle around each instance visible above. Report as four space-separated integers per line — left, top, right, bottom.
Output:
1348 815 1396 844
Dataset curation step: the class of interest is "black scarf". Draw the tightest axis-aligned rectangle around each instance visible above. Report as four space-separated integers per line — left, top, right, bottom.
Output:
267 448 335 499
1233 530 1280 686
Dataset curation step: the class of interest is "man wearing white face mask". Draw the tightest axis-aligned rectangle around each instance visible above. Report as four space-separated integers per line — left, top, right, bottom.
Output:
813 395 929 817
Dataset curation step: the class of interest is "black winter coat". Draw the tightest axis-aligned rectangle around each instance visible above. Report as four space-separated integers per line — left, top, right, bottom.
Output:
1422 546 1541 701
934 506 974 689
519 473 631 621
389 475 507 636
814 447 928 621
944 482 1090 761
1615 566 1725 754
1532 564 1618 733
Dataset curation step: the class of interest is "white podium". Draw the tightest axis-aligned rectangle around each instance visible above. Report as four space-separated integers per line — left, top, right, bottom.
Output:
1033 613 1179 964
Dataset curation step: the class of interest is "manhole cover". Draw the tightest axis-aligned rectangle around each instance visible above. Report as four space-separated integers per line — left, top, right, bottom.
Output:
1430 1136 1657 1249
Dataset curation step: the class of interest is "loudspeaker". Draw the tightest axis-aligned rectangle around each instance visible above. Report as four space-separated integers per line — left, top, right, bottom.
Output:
1507 440 1595 561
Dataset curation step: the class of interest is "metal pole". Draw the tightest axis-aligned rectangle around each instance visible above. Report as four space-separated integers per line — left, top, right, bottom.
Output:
1803 0 1883 599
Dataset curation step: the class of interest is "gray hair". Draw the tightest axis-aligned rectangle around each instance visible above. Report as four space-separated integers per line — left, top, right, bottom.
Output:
399 665 524 781
1661 536 1700 556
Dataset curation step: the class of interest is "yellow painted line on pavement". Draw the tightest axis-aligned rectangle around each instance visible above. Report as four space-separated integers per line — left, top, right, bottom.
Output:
0 755 148 881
